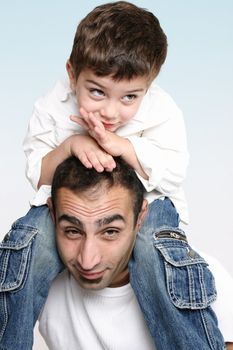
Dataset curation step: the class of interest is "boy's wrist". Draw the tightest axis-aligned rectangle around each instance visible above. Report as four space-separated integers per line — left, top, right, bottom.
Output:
65 134 77 157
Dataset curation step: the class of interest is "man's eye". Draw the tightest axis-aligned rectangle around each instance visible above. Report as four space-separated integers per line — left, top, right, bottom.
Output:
122 94 136 103
65 228 82 238
90 89 105 97
103 229 119 240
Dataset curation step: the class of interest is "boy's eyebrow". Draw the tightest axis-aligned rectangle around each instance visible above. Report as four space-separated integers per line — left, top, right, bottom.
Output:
86 79 105 89
125 88 146 93
86 79 145 93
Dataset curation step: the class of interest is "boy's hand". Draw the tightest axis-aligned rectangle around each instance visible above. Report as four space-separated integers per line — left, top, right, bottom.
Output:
70 109 148 180
68 134 116 172
70 108 129 157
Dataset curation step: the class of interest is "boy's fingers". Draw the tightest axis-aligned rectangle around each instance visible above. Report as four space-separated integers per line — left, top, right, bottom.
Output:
70 115 89 129
97 153 116 171
70 115 79 122
87 152 105 172
77 153 93 169
86 150 115 173
79 107 88 117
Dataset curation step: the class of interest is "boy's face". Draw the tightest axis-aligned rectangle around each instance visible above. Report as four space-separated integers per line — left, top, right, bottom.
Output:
67 63 149 132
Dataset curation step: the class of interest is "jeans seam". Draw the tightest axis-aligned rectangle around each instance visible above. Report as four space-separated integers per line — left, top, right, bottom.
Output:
0 251 10 284
0 233 36 292
165 260 216 309
200 309 225 350
0 294 8 342
198 263 208 306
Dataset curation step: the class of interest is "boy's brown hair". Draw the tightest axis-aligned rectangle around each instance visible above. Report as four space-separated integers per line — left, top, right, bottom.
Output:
69 1 167 82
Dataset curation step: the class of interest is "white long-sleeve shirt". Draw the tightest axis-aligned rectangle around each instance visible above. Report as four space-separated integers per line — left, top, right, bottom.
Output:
23 78 189 223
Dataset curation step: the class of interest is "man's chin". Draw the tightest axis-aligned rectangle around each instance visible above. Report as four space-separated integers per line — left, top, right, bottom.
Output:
78 275 106 290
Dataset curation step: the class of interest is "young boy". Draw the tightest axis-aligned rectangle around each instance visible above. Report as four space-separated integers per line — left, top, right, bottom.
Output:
0 1 228 349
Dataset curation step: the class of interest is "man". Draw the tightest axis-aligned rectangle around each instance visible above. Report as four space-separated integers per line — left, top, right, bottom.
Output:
39 156 232 349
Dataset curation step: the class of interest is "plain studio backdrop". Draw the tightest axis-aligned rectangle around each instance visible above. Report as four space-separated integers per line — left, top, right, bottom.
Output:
1 1 232 349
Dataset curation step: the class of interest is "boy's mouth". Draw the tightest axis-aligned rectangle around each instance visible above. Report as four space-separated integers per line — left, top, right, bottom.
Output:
102 122 118 131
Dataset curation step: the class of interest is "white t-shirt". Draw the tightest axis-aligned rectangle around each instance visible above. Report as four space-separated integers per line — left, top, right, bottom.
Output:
39 253 233 349
39 270 155 350
23 78 189 223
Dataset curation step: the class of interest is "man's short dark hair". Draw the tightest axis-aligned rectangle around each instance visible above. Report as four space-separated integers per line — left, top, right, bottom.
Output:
51 156 145 223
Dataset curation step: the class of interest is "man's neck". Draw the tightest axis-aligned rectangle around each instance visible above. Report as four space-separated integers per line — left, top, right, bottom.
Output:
109 268 129 288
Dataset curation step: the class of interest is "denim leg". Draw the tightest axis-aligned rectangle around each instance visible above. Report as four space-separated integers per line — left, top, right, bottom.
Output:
0 205 64 350
129 198 225 350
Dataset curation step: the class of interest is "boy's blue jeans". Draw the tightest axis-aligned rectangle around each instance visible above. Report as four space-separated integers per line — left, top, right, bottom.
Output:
0 198 225 349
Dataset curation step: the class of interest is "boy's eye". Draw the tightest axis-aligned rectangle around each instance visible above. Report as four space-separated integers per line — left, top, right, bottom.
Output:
90 88 105 97
122 94 137 103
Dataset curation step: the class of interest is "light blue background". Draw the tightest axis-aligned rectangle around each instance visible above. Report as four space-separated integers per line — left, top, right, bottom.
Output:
1 2 232 348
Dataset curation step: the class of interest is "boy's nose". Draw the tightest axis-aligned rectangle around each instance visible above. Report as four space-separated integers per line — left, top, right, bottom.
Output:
100 103 119 121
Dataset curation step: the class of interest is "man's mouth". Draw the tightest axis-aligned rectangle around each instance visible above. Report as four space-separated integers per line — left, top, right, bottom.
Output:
78 270 105 280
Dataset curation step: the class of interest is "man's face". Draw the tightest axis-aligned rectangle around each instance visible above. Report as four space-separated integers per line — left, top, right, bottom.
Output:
67 63 149 132
52 185 147 290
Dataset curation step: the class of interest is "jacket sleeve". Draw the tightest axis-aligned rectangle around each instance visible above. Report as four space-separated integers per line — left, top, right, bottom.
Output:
201 252 233 343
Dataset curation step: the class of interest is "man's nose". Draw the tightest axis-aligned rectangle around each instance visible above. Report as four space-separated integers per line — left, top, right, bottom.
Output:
77 238 101 271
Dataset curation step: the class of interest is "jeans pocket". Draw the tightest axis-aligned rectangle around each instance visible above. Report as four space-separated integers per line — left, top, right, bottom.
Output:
154 236 217 310
0 220 37 292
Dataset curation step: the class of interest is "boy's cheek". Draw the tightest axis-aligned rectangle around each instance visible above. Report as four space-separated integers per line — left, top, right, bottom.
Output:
76 96 96 113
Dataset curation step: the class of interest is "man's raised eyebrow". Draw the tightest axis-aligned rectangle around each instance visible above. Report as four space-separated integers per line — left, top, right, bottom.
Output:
97 214 125 227
58 214 84 229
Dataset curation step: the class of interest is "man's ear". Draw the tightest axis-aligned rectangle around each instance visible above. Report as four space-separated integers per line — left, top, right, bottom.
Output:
47 197 55 223
66 60 76 91
136 199 148 230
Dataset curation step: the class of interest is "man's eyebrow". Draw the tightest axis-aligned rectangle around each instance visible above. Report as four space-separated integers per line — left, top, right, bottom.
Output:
58 214 125 228
58 214 84 229
97 214 125 227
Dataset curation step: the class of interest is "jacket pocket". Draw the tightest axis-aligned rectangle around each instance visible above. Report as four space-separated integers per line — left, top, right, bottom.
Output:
0 221 37 292
154 235 216 309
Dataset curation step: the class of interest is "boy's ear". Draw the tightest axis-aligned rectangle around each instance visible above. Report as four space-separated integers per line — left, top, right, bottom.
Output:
47 197 55 223
136 199 148 230
66 60 76 91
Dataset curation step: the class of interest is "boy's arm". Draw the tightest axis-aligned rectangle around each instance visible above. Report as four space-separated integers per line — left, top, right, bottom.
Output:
70 112 149 180
38 134 115 188
126 115 189 195
23 98 115 190
71 108 188 195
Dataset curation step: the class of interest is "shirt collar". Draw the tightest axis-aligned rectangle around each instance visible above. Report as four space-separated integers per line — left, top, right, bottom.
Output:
56 77 73 102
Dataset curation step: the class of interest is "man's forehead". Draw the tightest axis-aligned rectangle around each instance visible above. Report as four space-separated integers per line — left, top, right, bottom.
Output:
55 186 134 218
